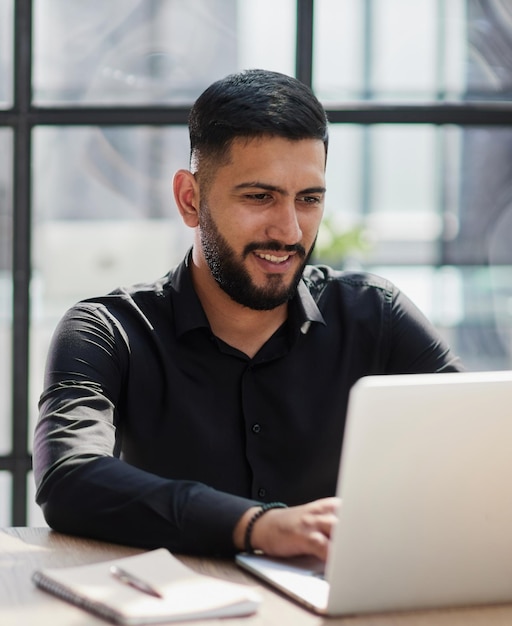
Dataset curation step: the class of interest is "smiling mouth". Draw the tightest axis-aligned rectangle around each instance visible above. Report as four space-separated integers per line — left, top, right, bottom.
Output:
255 252 292 264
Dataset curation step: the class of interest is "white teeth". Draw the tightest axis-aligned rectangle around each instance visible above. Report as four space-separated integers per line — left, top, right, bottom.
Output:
257 253 290 263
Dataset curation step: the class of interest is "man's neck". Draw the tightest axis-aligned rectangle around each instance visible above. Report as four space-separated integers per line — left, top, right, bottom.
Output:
189 257 288 359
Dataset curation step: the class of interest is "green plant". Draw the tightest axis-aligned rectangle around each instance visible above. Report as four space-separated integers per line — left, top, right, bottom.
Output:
315 215 371 266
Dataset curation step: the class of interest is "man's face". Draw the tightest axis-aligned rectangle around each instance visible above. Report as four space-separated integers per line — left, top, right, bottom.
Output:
197 136 326 310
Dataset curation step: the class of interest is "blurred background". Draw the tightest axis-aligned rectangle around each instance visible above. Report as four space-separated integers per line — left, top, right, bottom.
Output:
2 0 512 526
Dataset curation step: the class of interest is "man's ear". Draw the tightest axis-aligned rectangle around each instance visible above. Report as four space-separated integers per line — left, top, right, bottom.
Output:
173 169 200 227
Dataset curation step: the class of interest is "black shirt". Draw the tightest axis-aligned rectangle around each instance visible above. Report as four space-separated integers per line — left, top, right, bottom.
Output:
33 252 463 555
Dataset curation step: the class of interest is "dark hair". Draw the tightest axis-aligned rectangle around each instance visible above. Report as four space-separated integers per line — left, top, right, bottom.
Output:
188 69 329 174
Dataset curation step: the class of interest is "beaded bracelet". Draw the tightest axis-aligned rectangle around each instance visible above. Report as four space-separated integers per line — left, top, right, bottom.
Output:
244 502 287 554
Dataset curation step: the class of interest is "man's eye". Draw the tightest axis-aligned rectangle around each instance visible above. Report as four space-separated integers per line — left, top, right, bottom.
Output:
247 193 271 201
299 196 321 204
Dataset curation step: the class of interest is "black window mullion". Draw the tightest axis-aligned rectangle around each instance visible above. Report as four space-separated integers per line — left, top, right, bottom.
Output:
25 106 191 126
325 103 512 125
11 0 33 525
296 0 314 86
3 103 512 128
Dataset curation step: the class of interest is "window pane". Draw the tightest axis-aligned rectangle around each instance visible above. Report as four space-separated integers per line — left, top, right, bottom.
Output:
368 125 440 265
318 124 512 371
313 0 365 102
0 0 13 108
321 125 512 267
444 127 512 266
320 124 441 266
324 125 363 221
30 126 193 438
370 0 440 98
33 0 296 106
467 1 512 98
0 472 11 526
236 0 295 75
0 129 12 456
314 0 512 102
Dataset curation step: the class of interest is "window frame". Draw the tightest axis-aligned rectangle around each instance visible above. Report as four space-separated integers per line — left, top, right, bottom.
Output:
2 0 512 525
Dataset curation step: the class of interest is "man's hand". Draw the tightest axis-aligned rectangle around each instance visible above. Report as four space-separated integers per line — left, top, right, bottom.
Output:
233 497 340 561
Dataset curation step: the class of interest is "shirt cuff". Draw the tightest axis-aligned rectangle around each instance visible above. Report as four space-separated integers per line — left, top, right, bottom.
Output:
181 484 259 556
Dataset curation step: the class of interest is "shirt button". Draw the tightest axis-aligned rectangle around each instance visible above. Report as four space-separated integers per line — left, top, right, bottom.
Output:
258 488 266 498
251 423 261 434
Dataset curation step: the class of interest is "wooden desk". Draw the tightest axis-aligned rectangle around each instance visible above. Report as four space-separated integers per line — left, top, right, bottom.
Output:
2 527 512 626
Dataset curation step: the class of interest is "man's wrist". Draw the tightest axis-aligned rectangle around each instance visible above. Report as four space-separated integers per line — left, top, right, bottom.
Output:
233 503 288 553
243 502 287 553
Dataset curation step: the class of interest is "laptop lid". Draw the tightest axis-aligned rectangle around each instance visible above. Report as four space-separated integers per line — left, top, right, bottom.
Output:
237 370 512 616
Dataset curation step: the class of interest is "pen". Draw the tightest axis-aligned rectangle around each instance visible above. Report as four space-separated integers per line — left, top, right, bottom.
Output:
109 565 163 599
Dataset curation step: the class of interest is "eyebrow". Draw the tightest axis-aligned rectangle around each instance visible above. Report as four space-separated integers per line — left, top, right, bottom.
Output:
234 181 326 196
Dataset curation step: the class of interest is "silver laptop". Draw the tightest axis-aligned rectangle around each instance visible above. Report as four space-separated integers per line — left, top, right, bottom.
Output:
236 370 512 616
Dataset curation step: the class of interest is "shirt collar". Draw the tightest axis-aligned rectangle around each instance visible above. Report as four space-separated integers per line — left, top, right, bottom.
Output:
169 251 211 338
295 277 326 333
169 251 326 338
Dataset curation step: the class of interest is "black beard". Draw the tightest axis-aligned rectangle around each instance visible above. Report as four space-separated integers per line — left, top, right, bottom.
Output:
198 202 313 310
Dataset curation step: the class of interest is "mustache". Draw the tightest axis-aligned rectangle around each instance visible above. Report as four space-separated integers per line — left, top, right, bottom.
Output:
243 241 307 257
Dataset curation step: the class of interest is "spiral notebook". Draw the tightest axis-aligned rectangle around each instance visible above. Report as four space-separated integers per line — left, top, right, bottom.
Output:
32 548 261 625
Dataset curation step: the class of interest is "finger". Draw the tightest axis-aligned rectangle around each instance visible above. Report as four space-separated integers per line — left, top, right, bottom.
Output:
301 509 338 536
316 496 341 512
313 513 338 538
304 530 330 560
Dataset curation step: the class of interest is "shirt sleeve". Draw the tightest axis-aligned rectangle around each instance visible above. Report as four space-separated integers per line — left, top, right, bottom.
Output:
33 303 257 556
385 286 464 373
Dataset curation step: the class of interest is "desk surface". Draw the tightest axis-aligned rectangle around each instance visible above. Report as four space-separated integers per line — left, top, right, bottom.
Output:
3 527 512 626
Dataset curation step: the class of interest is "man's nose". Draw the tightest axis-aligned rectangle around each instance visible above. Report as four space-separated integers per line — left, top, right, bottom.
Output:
265 199 302 244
